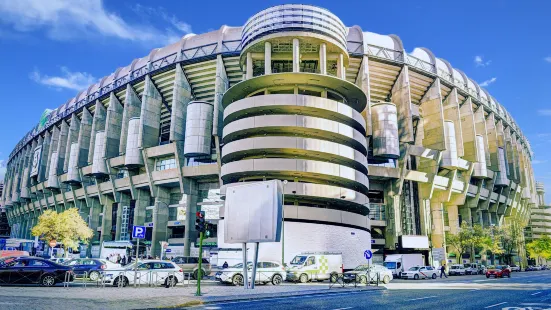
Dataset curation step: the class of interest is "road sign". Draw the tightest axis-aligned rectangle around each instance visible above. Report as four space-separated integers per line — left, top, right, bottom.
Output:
364 249 373 260
165 249 172 253
132 226 146 239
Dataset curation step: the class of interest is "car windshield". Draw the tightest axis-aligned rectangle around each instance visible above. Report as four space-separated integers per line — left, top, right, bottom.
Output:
451 265 460 269
496 265 504 270
464 264 471 268
488 265 496 269
290 256 308 265
383 262 396 269
408 267 420 271
353 265 370 271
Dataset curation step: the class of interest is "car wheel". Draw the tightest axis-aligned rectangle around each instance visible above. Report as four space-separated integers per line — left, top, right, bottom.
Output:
486 275 490 278
299 273 309 283
359 275 368 284
414 274 419 280
330 273 338 283
383 275 391 284
113 276 129 287
165 276 178 287
508 273 511 278
193 270 204 280
41 274 56 287
271 274 283 286
89 271 100 281
432 273 437 279
232 274 244 286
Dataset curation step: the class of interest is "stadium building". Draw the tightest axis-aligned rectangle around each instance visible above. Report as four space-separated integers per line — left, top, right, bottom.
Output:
1 4 537 267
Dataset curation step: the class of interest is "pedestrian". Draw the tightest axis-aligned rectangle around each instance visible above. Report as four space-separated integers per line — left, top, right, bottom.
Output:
222 261 229 269
121 255 127 265
128 256 132 264
440 263 448 278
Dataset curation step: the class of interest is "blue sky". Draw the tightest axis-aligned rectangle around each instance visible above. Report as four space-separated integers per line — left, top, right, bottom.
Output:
0 0 550 201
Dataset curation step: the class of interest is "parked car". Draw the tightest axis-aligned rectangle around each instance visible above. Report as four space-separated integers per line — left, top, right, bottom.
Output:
216 261 285 286
486 265 511 278
533 265 542 271
541 265 548 270
525 265 535 271
103 260 183 287
343 264 393 284
171 256 211 279
400 266 438 280
510 265 521 272
464 263 486 275
0 256 74 286
449 264 466 276
64 258 121 281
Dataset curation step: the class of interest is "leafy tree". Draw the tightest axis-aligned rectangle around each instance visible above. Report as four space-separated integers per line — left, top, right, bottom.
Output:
32 208 93 257
499 218 525 265
526 236 551 265
446 222 474 262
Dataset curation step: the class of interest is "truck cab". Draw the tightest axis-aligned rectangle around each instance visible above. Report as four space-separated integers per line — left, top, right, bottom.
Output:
383 254 424 278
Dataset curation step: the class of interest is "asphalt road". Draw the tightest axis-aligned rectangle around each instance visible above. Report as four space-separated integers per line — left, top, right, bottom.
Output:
195 270 551 310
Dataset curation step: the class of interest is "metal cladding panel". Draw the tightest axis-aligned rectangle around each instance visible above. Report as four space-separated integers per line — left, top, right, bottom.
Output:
124 118 144 166
495 147 509 186
184 101 214 157
30 146 42 177
67 143 80 183
91 131 107 175
472 135 488 178
441 121 459 169
371 102 399 159
224 180 283 243
46 152 59 188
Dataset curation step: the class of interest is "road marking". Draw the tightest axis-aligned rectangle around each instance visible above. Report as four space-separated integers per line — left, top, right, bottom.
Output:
332 308 352 310
407 296 437 301
484 302 507 308
204 307 221 310
532 292 543 296
470 289 480 291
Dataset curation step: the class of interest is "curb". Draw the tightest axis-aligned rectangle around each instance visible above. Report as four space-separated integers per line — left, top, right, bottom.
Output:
162 286 386 308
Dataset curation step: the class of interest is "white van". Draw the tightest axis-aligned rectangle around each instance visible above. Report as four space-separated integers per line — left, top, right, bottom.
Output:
286 252 342 283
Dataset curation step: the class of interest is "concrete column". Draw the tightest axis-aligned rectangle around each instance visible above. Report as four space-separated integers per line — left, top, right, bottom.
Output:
391 66 414 143
64 116 80 173
120 84 142 155
182 178 198 256
88 197 101 243
151 187 170 257
337 53 344 79
292 38 300 72
459 206 472 226
134 189 151 227
319 43 327 75
99 196 114 244
88 101 106 165
116 193 131 240
139 75 163 148
103 93 123 159
447 205 460 234
77 107 93 166
430 202 445 249
264 41 272 75
246 52 253 80
170 63 193 143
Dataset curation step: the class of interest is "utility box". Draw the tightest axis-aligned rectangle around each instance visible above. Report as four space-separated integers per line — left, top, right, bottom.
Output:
224 180 283 243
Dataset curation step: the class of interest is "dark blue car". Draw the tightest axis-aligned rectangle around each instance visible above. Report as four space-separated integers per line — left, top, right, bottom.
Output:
0 257 73 286
64 258 108 281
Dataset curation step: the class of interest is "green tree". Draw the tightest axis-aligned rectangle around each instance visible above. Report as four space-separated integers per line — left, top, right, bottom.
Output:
499 218 525 265
32 208 93 257
526 236 551 265
446 222 474 262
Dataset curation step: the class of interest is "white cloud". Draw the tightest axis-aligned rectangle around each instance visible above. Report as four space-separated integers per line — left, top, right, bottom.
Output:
474 55 492 67
538 110 551 116
30 67 96 91
479 77 497 87
545 56 551 63
0 0 192 45
532 160 548 165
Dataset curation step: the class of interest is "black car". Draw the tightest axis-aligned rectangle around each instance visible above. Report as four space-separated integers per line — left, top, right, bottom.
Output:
0 257 74 286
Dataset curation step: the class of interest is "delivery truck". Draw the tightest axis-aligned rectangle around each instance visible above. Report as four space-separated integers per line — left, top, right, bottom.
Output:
286 252 343 283
383 253 424 278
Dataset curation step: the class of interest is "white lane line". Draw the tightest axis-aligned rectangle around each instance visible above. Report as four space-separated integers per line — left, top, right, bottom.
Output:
484 302 507 308
470 289 480 291
407 296 437 301
204 307 221 310
332 308 352 310
532 292 543 296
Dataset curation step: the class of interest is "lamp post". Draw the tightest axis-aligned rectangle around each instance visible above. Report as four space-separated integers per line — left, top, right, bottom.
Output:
281 180 288 266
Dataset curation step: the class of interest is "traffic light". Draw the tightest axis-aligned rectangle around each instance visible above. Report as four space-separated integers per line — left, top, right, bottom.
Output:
195 211 205 232
205 223 212 237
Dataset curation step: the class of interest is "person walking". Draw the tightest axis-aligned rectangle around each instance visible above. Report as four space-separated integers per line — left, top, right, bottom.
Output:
440 263 448 278
121 255 127 266
222 261 229 269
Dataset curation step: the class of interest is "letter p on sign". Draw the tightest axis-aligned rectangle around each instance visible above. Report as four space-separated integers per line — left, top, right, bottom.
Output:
132 226 146 239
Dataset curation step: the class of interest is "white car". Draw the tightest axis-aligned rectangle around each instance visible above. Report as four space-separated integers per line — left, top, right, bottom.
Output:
343 264 393 284
401 266 438 280
449 264 466 276
215 261 285 286
103 260 183 287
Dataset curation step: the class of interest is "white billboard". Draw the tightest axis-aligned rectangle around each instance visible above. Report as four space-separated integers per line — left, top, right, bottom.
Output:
400 235 429 249
224 180 282 243
30 146 42 177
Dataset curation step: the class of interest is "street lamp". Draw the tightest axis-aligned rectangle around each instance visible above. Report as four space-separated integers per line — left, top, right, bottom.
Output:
281 180 287 266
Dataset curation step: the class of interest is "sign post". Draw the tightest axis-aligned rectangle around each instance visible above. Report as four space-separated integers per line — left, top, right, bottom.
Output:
132 226 146 288
196 231 204 296
364 249 373 283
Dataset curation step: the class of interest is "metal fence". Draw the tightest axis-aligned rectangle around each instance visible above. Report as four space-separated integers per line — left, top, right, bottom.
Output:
62 270 194 289
329 271 383 288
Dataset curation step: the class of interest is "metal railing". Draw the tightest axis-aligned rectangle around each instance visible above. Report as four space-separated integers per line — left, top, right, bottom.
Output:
370 203 386 221
329 271 382 288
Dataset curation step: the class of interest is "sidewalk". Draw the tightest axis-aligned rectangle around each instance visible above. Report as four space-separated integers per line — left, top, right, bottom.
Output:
0 282 385 310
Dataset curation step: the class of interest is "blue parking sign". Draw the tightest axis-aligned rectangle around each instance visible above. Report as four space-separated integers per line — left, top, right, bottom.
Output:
132 226 146 239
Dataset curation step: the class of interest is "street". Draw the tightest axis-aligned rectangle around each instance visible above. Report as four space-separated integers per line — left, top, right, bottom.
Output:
193 271 551 310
